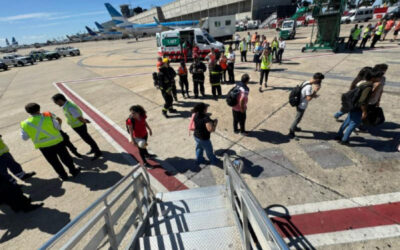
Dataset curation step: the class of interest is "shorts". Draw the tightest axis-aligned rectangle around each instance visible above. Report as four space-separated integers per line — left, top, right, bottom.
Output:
394 30 399 36
253 54 260 63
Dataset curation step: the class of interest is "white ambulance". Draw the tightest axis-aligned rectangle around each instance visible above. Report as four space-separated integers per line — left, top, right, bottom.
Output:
156 28 224 61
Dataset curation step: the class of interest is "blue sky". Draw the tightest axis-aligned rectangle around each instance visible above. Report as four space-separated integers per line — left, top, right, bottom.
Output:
0 0 173 46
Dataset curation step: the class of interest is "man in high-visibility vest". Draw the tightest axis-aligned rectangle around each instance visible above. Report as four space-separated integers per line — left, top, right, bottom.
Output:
350 25 362 50
259 48 273 92
371 20 386 48
209 63 223 100
0 135 35 184
21 103 80 180
239 38 247 62
52 94 102 160
360 24 372 49
271 37 279 61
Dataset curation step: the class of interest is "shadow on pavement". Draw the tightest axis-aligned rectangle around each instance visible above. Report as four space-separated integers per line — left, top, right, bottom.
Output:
295 130 337 141
216 149 263 178
73 151 133 171
23 177 65 202
265 204 316 250
68 170 123 191
247 129 290 145
0 206 70 244
160 156 201 175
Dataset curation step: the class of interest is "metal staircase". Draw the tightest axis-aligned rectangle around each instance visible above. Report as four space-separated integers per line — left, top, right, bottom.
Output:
260 12 277 29
40 155 288 250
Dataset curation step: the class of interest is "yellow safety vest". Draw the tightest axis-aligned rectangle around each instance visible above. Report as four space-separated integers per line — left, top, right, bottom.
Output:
272 41 278 49
21 115 63 149
0 138 9 157
63 101 84 128
376 25 384 36
352 28 361 40
363 27 370 38
239 41 246 51
261 54 272 70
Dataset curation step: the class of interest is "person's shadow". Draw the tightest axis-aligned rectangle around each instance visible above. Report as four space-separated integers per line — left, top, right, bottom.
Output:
68 170 123 191
247 129 290 144
73 151 135 171
22 177 65 202
0 206 70 244
158 156 202 176
215 149 263 177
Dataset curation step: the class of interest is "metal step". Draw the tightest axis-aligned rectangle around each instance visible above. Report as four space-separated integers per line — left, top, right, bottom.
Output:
139 226 242 250
157 185 225 202
148 208 234 236
156 194 227 217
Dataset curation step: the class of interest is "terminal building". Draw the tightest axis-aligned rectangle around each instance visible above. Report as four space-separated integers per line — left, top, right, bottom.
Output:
128 0 294 24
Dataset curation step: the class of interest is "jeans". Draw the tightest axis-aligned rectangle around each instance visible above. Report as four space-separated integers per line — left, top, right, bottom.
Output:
290 107 305 132
260 69 270 86
0 152 24 184
337 110 362 142
194 136 218 164
233 110 246 133
334 111 344 119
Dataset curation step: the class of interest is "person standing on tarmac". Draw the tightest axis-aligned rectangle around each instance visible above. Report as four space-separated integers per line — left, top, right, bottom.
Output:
21 103 80 181
209 62 223 100
52 94 102 160
259 48 273 92
239 38 247 62
271 37 279 61
371 20 386 48
189 56 207 98
360 24 372 49
158 61 177 118
219 54 228 83
277 37 286 64
350 25 362 50
164 58 178 102
0 135 36 184
382 18 395 41
227 47 236 84
178 61 190 98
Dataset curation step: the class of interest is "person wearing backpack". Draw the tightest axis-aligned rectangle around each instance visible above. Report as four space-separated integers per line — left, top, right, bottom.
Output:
335 70 383 145
334 67 373 120
126 105 154 168
232 74 250 135
288 73 325 139
191 103 219 166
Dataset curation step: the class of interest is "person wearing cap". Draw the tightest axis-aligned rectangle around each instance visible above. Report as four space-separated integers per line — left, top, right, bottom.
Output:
163 58 178 102
158 60 177 118
191 103 219 166
20 103 80 180
0 134 36 184
289 73 325 139
189 56 207 98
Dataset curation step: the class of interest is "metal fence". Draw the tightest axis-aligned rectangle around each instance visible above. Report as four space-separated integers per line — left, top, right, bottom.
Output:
39 164 155 250
224 154 289 250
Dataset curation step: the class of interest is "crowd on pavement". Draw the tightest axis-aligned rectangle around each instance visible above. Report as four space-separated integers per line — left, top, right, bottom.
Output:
1 26 398 214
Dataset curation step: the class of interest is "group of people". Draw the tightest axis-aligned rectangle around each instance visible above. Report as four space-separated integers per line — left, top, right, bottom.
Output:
1 94 102 212
347 18 400 50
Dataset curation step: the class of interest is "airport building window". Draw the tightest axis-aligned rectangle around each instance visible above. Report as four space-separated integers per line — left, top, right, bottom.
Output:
226 20 231 26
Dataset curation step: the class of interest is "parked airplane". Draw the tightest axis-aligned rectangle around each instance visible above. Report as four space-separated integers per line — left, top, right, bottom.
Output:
0 37 17 53
12 37 18 46
5 38 10 46
86 25 124 40
104 3 199 36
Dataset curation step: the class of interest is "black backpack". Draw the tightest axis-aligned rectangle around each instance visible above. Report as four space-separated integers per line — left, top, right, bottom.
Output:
340 83 372 113
226 86 241 107
289 82 309 107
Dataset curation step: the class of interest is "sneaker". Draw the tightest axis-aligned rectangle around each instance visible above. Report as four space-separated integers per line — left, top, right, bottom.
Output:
162 112 168 118
264 83 268 88
240 131 249 136
340 140 350 146
234 130 240 134
21 172 36 180
259 87 262 93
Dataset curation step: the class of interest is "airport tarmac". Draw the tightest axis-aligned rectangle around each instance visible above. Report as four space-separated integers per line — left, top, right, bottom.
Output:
0 23 399 249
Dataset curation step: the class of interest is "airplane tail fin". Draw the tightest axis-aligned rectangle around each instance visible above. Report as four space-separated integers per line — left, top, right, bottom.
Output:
153 17 161 25
85 26 97 36
95 22 104 31
12 37 18 46
105 3 127 25
5 38 10 46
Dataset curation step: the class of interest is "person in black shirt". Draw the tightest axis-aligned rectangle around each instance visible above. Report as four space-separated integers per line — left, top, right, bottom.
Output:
165 59 178 102
158 61 177 118
189 57 207 98
192 103 219 165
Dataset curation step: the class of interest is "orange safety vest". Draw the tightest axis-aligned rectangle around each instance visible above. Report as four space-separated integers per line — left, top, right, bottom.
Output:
178 66 187 76
251 34 257 43
220 58 227 70
42 111 52 117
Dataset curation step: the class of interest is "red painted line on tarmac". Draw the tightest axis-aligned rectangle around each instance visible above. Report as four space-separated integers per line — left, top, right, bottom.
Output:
56 82 188 191
272 201 400 237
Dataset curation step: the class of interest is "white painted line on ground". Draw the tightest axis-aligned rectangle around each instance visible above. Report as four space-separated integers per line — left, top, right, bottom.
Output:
284 192 400 215
298 224 400 247
54 82 199 192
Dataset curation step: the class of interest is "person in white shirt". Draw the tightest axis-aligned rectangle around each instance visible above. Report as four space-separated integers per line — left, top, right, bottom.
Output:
227 47 236 83
277 37 286 64
234 33 240 50
289 73 325 139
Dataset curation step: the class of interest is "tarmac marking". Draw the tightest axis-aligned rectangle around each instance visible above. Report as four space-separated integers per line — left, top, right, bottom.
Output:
269 192 400 246
54 81 190 192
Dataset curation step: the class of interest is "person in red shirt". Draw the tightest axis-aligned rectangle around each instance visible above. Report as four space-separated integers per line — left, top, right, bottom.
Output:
126 105 154 168
219 55 228 83
383 18 395 40
192 45 200 59
178 61 189 98
392 20 400 42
